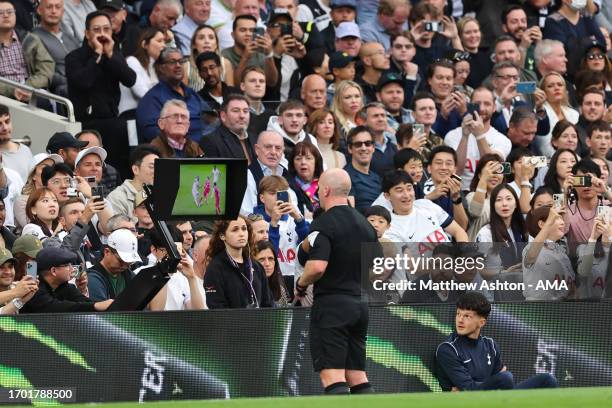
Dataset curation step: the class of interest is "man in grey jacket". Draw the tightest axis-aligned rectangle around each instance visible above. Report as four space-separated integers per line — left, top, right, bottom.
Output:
33 0 80 97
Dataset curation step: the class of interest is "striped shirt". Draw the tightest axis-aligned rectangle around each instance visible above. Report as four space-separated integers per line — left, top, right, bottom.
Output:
0 31 27 83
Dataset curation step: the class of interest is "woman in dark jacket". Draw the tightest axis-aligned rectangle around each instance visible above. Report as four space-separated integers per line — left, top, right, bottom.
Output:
204 216 274 309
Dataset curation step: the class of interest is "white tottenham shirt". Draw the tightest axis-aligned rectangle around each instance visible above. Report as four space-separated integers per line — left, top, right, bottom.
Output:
444 126 512 191
521 241 575 301
164 272 206 311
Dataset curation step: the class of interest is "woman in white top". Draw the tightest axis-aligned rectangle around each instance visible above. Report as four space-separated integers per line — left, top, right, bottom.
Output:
21 188 61 241
465 153 504 241
476 184 529 278
119 28 164 116
306 108 346 169
535 72 579 158
576 216 610 299
506 147 538 214
186 24 234 91
330 80 364 146
522 205 575 300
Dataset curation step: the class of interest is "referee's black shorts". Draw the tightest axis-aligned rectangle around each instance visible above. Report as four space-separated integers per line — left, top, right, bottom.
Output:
309 294 369 372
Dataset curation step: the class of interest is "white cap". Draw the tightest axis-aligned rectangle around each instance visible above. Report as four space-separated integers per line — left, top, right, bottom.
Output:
75 146 107 168
107 229 141 263
335 22 361 39
28 153 63 173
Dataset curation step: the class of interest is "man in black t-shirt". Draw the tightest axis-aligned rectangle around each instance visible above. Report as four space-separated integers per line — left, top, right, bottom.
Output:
295 168 381 395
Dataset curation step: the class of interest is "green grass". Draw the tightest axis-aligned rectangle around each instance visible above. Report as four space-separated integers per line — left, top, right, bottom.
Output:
173 164 226 216
20 387 612 408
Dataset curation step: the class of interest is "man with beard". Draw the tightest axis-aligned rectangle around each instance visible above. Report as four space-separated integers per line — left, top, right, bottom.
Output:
501 5 543 72
196 52 234 113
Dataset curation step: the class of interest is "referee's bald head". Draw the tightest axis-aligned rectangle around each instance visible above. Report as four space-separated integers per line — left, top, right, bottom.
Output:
320 168 351 199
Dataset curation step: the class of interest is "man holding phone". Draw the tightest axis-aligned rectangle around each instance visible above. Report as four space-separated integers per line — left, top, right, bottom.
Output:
0 248 38 315
444 88 512 191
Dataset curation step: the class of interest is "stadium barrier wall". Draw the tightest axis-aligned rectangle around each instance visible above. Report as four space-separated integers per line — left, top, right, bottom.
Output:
1 302 612 404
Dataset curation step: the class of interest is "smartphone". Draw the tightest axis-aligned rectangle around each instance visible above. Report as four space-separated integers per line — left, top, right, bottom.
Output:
598 205 610 224
253 26 265 40
26 261 37 278
424 21 439 32
72 264 84 280
277 190 289 203
523 156 547 168
553 194 564 210
451 174 462 182
572 175 592 187
280 24 292 37
91 185 105 202
516 81 537 94
467 102 480 118
412 123 425 135
85 176 96 185
494 162 512 175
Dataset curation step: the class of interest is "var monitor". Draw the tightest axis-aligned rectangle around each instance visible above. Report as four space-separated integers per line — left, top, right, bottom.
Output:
151 158 247 220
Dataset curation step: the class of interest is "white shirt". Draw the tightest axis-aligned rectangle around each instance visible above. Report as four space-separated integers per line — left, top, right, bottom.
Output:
576 243 608 300
522 241 574 300
383 199 452 252
3 168 23 227
165 272 207 311
444 126 512 191
239 163 299 216
535 102 580 159
21 223 49 240
119 57 158 115
372 193 392 212
173 14 199 56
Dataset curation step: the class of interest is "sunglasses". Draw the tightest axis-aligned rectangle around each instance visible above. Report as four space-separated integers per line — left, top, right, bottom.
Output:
586 53 605 60
351 140 374 148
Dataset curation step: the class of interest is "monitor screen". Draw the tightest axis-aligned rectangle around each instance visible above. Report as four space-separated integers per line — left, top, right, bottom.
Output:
173 163 227 216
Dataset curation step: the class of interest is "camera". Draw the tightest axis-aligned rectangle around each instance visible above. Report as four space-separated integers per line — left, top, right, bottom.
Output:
424 21 443 33
522 156 547 168
571 175 592 187
493 162 512 175
91 185 105 203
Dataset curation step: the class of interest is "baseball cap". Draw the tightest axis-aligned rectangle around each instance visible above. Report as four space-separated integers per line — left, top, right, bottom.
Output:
107 229 142 263
74 146 107 168
0 248 15 265
46 132 88 153
12 234 43 258
329 51 356 71
377 72 404 92
584 40 606 55
99 0 124 11
335 21 361 39
28 153 64 173
268 8 293 24
36 247 78 272
330 0 357 9
134 190 147 207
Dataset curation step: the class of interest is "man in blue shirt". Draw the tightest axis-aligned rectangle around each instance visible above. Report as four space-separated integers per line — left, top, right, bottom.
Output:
136 47 213 143
436 292 558 391
360 0 410 52
344 126 382 211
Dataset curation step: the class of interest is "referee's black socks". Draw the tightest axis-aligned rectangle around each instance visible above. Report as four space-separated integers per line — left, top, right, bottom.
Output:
324 382 350 395
350 382 374 394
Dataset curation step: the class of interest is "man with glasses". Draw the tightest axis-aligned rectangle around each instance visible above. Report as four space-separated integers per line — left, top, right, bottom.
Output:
196 51 234 112
150 99 204 158
87 228 141 301
240 130 299 215
137 47 211 143
0 0 55 102
22 246 114 313
344 126 381 211
65 11 136 178
356 42 391 104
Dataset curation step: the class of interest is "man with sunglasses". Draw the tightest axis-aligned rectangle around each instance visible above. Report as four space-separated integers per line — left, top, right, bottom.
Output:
87 228 141 301
21 246 114 313
137 47 212 144
344 126 381 211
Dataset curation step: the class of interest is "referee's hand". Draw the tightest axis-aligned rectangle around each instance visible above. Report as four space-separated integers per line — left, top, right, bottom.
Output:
294 278 307 304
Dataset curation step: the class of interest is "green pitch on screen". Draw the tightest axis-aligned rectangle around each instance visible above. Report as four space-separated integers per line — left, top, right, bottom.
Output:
173 164 227 216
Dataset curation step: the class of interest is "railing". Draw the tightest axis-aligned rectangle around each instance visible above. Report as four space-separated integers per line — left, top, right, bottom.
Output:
0 77 76 122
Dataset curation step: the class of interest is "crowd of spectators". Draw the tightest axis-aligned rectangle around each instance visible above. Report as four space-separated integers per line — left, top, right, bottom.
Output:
1 0 612 314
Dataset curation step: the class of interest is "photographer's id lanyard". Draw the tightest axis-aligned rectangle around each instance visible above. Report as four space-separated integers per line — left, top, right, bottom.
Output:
226 250 259 308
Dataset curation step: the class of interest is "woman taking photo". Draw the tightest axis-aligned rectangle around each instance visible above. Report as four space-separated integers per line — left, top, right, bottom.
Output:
253 240 291 306
287 141 324 215
523 206 575 301
466 153 505 241
539 148 578 194
476 184 529 273
119 28 164 117
22 188 61 241
186 24 234 90
204 216 274 309
536 72 579 158
330 80 364 144
307 109 346 169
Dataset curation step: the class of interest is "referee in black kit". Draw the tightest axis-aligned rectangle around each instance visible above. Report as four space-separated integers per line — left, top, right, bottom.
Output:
294 168 382 395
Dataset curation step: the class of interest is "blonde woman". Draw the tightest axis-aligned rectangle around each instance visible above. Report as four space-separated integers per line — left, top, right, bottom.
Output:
535 72 579 158
330 80 364 152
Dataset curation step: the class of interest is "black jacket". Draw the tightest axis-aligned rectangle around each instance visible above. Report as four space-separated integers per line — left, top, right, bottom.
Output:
65 44 136 121
204 250 274 309
197 83 236 113
200 125 257 161
21 278 96 314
